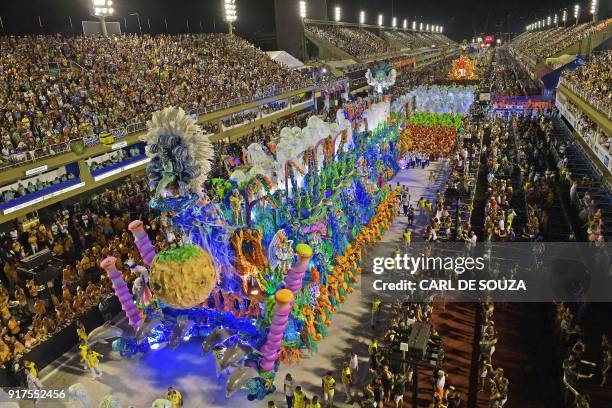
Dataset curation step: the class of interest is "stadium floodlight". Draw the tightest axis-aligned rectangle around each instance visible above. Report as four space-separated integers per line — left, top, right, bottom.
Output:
426 24 430 31
392 17 397 28
92 0 113 36
378 14 383 26
562 9 567 25
574 4 580 24
224 0 237 34
299 1 307 19
547 16 551 26
412 21 416 30
360 10 365 24
334 6 341 22
419 22 423 31
554 14 558 26
590 0 598 21
403 19 407 29
441 26 444 33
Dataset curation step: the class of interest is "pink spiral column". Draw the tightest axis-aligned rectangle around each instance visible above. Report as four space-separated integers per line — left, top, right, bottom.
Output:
100 257 142 329
128 220 156 267
260 289 294 372
283 244 313 296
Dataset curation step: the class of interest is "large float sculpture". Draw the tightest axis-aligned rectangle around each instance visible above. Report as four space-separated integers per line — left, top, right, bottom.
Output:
100 102 400 400
365 61 397 94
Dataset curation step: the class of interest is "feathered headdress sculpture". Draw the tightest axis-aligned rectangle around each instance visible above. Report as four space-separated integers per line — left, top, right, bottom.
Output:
365 61 397 92
142 107 213 200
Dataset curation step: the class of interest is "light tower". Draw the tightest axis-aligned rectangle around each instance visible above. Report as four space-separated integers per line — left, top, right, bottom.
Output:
93 0 113 36
392 17 397 28
334 6 341 22
224 0 237 35
403 19 408 30
562 9 567 27
378 14 383 26
574 4 580 25
359 10 365 25
299 1 307 19
590 0 599 22
412 21 417 30
554 14 558 27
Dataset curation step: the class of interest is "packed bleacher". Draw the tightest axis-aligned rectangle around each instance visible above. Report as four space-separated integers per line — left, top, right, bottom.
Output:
510 19 612 65
0 33 318 169
305 24 391 59
560 51 612 119
0 177 153 367
484 48 539 97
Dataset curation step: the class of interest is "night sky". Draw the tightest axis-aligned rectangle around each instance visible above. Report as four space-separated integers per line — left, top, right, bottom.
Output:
0 0 609 46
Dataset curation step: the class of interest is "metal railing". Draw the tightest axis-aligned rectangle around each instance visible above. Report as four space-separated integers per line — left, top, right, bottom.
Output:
559 76 612 120
0 78 348 173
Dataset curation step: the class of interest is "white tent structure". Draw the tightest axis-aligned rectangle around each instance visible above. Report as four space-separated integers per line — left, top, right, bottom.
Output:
266 51 305 69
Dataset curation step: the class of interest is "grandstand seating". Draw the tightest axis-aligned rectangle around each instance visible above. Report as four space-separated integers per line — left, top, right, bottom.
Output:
510 19 612 66
0 34 316 169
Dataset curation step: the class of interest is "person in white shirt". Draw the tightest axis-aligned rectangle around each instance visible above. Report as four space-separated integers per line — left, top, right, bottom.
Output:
349 352 359 375
284 373 295 408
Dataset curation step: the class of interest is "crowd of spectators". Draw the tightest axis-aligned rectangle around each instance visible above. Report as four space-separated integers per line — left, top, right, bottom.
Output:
0 33 315 168
484 48 540 97
562 98 610 153
305 24 391 60
0 177 160 368
0 172 77 205
510 19 612 64
87 145 143 173
561 51 611 118
556 302 610 407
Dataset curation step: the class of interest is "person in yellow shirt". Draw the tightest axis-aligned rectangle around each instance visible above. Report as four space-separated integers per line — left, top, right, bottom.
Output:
371 298 382 327
426 200 433 214
341 362 353 402
77 321 87 342
293 386 306 408
165 386 183 408
310 395 321 408
213 345 227 377
321 371 335 407
418 197 426 217
368 337 379 355
403 229 412 247
24 360 37 378
79 339 89 370
86 348 103 379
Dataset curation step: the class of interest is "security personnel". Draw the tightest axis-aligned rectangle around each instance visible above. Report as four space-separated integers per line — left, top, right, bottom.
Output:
371 298 382 327
341 362 352 402
79 340 89 370
293 386 306 408
368 337 379 355
403 229 412 246
322 371 335 407
165 386 183 408
213 345 227 377
86 349 103 379
23 360 37 378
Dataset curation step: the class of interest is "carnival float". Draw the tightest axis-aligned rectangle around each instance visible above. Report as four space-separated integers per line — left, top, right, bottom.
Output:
95 99 399 400
448 55 478 80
